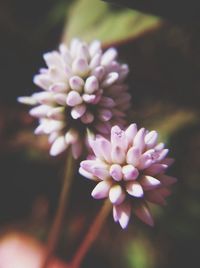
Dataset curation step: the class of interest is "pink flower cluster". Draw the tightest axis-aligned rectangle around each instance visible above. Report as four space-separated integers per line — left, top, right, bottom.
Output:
18 38 176 229
80 124 177 229
18 39 130 158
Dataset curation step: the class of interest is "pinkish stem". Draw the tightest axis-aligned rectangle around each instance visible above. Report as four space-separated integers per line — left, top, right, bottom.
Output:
42 151 75 268
70 200 112 268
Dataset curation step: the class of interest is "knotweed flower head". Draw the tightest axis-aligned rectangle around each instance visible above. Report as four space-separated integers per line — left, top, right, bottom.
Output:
18 39 130 158
79 124 177 229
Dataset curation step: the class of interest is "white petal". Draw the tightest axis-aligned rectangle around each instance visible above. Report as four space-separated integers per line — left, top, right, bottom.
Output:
35 120 63 134
32 92 54 105
133 128 146 152
113 202 131 229
29 105 51 117
84 76 99 94
50 82 68 93
111 126 128 150
91 180 112 199
50 136 68 156
99 138 112 163
126 147 140 166
43 51 64 68
140 175 161 190
156 149 169 161
33 74 52 90
110 164 123 181
53 93 67 106
82 94 96 103
125 123 137 145
69 76 84 92
111 146 126 164
79 167 96 180
101 48 117 66
109 185 126 205
137 154 153 170
47 107 64 120
89 40 101 57
71 104 86 119
145 130 158 149
17 96 37 106
49 66 69 82
90 138 111 163
81 160 109 180
101 72 119 88
72 58 89 77
77 43 90 61
65 129 79 144
91 66 105 81
89 53 102 69
126 181 144 197
122 165 139 181
66 91 82 106
70 38 81 58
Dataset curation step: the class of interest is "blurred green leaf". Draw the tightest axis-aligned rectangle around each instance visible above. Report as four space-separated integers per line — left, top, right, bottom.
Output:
104 0 200 23
126 237 155 268
63 0 162 45
149 109 198 143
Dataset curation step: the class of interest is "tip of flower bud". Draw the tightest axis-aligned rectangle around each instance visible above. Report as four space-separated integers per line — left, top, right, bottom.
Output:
84 76 99 94
17 96 37 106
50 136 68 156
72 58 89 77
66 91 82 107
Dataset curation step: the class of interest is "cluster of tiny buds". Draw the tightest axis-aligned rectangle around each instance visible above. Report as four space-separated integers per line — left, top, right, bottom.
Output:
80 124 177 229
18 38 131 158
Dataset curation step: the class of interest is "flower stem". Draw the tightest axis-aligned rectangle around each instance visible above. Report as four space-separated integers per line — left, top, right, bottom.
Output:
42 151 75 268
70 200 112 268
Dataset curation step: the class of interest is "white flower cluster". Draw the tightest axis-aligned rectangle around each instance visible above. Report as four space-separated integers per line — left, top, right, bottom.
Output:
18 39 131 158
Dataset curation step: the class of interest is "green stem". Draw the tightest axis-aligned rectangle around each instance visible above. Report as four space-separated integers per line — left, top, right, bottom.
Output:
70 200 112 268
42 151 75 268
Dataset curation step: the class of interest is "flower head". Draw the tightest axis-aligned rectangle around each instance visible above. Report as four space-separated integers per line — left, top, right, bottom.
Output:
18 39 130 158
79 124 177 229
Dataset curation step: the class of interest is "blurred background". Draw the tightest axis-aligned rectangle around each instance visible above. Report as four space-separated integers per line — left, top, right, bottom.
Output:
0 0 200 267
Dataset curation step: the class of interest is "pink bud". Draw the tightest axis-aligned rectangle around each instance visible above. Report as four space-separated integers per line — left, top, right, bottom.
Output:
110 164 123 181
91 181 112 199
122 165 139 181
50 136 68 156
71 104 86 119
72 58 89 77
140 175 161 190
101 48 117 65
69 76 84 92
84 76 99 94
66 91 82 106
109 185 125 205
126 181 144 197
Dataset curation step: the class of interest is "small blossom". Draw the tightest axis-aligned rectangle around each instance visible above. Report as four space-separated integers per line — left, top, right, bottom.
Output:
79 124 177 229
18 39 130 158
